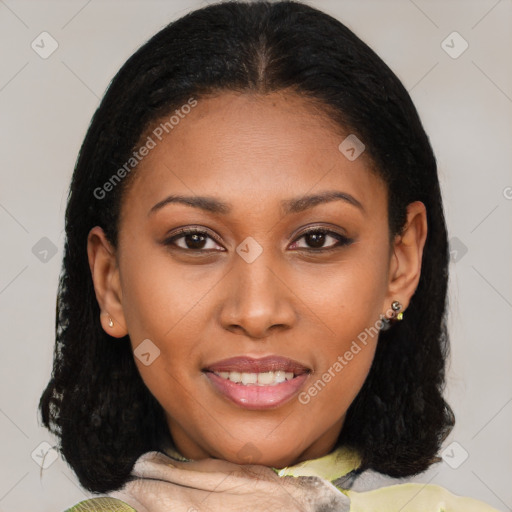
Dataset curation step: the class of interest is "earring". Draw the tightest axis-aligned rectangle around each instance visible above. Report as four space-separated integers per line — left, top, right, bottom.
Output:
391 300 404 321
108 315 114 328
379 300 404 331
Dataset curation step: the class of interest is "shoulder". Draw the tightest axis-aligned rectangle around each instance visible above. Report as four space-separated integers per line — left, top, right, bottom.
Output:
333 467 501 511
344 482 501 512
63 497 137 512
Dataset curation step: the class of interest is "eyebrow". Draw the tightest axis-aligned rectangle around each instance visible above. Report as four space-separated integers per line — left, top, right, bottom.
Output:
148 190 365 217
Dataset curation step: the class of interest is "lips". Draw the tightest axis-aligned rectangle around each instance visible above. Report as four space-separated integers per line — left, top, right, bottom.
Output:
202 355 312 410
203 355 311 376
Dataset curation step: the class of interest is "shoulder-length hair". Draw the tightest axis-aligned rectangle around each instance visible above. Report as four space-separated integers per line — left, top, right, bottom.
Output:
39 0 454 493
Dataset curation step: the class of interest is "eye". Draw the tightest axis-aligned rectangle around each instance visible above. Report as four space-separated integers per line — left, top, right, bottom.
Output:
289 227 353 252
163 228 225 252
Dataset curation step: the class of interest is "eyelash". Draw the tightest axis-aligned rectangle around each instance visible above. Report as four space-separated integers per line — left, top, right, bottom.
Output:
163 226 353 254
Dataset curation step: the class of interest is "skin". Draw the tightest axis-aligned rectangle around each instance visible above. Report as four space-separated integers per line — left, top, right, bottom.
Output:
87 91 427 468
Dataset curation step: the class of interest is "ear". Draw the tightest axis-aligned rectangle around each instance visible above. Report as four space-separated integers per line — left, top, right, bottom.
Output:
86 226 128 338
382 201 428 316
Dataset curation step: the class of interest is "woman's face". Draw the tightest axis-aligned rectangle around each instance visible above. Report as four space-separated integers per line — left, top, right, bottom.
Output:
89 91 418 468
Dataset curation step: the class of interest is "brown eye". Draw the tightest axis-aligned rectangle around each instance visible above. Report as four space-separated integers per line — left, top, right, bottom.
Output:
164 228 225 252
290 228 353 251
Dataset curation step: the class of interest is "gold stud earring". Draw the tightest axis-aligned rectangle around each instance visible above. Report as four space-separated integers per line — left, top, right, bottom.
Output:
108 315 114 328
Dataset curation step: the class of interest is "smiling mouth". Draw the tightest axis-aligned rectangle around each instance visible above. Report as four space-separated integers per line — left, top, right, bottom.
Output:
201 355 312 408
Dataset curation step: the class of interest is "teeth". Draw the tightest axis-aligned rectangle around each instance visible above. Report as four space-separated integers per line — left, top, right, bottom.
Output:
258 371 277 385
241 372 257 385
214 370 296 385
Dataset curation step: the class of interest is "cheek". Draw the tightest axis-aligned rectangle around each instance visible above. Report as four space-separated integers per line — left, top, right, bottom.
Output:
301 245 389 328
118 248 217 401
297 247 387 409
119 245 204 342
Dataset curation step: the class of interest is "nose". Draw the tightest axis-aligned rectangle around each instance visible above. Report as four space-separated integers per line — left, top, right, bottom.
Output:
218 250 297 339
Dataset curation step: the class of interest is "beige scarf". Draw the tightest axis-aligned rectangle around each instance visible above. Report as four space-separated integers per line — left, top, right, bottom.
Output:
107 445 358 511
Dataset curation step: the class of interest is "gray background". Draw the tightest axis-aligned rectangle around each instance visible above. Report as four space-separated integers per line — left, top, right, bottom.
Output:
0 0 511 511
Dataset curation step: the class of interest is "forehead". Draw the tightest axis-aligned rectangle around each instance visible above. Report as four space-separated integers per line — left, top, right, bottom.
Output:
120 91 386 221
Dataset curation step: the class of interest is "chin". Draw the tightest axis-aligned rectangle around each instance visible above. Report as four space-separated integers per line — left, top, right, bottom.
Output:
218 441 299 468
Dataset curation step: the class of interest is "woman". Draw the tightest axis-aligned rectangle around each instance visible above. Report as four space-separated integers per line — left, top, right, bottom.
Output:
39 1 500 510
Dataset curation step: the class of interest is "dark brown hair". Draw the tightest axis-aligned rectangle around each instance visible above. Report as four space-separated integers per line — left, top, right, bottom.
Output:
39 0 454 493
